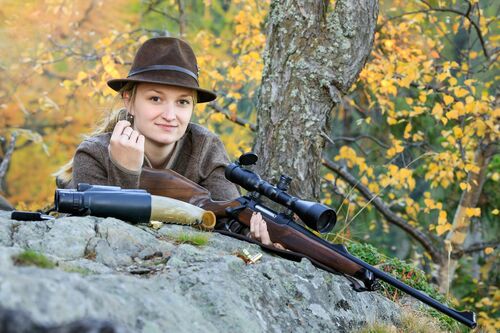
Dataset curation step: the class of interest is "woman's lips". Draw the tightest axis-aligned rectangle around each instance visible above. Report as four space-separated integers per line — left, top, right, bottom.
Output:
156 124 178 131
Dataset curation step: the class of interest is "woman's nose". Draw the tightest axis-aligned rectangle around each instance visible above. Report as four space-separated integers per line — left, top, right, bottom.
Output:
161 104 176 121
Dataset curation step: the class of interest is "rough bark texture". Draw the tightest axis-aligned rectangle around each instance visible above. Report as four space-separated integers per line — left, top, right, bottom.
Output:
254 0 379 200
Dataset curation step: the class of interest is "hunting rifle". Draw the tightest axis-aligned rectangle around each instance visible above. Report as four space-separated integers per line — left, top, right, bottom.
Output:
139 153 476 329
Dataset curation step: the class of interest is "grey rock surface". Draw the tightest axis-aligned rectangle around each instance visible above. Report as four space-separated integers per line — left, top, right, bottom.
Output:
0 211 401 332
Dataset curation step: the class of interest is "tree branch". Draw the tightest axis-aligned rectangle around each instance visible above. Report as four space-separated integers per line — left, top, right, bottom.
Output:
330 135 389 149
322 157 443 263
420 0 489 59
0 133 17 193
208 103 256 132
451 241 499 259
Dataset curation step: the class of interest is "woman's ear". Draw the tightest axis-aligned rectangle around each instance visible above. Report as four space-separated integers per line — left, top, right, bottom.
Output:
122 92 134 115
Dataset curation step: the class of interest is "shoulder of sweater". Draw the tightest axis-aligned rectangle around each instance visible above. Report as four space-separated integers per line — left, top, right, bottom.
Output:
80 133 112 148
187 123 219 140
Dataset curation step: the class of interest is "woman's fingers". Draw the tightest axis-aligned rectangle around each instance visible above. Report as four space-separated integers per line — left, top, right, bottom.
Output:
108 120 144 171
111 120 131 140
129 130 140 143
250 213 256 238
258 219 272 245
254 214 261 240
249 212 273 246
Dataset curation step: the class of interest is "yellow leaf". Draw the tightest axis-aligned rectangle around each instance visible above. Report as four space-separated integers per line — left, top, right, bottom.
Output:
387 117 397 125
459 182 470 191
484 247 494 255
446 109 459 120
76 71 87 81
464 79 476 87
325 173 335 181
454 87 469 98
465 207 481 217
492 209 499 215
453 126 463 138
437 72 449 82
443 95 454 105
432 104 443 118
436 224 451 236
418 93 427 103
438 210 447 225
404 122 412 139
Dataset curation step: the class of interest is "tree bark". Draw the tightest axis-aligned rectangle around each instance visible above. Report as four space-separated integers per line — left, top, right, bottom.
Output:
253 0 379 200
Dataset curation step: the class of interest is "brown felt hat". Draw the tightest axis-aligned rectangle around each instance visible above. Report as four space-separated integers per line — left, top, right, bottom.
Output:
107 37 216 103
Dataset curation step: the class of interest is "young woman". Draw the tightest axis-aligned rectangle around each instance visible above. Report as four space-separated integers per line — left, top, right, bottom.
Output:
57 37 273 245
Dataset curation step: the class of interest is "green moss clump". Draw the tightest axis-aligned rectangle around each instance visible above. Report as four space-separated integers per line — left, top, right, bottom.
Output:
167 232 210 246
347 242 461 332
13 250 56 269
346 242 383 265
62 266 93 275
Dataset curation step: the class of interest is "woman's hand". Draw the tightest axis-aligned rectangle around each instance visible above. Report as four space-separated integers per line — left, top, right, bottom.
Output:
250 212 285 250
108 120 145 172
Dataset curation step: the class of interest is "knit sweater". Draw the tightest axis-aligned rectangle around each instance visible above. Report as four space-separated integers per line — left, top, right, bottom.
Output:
60 123 240 201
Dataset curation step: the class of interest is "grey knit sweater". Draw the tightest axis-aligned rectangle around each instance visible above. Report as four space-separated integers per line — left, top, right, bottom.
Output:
60 123 240 201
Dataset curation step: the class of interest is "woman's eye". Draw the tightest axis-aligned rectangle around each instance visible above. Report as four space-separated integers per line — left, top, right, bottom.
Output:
179 99 192 105
149 96 161 102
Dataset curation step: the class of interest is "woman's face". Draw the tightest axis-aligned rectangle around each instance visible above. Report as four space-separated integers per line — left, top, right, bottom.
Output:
126 83 195 146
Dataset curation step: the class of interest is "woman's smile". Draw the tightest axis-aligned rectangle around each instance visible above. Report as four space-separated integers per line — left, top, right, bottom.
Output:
156 123 179 131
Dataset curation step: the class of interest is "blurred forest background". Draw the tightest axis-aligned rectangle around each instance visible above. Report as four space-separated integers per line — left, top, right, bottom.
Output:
0 0 498 330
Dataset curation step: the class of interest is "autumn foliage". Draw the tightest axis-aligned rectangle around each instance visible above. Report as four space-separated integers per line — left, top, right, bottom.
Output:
0 0 498 330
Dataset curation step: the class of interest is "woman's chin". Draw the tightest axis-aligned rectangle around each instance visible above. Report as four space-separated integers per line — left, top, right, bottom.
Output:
148 136 180 146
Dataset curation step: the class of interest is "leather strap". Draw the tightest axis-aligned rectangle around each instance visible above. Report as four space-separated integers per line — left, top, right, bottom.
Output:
128 65 198 82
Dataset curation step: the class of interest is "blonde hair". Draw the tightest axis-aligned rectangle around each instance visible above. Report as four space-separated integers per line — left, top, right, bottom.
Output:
54 82 137 184
54 82 197 185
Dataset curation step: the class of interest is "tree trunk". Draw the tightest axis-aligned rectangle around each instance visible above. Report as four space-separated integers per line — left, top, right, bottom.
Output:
438 143 495 293
253 0 379 200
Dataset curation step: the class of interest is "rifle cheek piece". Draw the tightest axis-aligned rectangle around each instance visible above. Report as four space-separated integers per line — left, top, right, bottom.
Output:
225 163 336 233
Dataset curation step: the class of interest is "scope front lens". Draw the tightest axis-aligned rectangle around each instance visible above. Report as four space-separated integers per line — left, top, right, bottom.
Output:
317 210 336 233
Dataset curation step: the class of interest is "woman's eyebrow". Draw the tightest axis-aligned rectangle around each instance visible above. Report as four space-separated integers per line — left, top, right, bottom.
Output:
149 89 165 95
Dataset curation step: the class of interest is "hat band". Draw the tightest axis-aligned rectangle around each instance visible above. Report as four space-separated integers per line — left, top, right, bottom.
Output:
127 65 198 82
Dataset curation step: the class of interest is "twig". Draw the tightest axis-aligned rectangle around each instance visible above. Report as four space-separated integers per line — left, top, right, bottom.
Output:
208 103 256 131
420 0 489 59
322 156 443 264
451 241 499 259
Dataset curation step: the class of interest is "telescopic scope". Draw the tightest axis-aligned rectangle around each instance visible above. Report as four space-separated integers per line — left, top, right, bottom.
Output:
225 158 336 233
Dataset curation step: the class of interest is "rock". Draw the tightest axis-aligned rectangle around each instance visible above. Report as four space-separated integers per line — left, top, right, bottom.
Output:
0 305 125 333
0 212 402 332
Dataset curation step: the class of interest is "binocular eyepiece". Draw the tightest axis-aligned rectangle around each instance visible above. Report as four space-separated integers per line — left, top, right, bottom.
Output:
225 155 336 233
